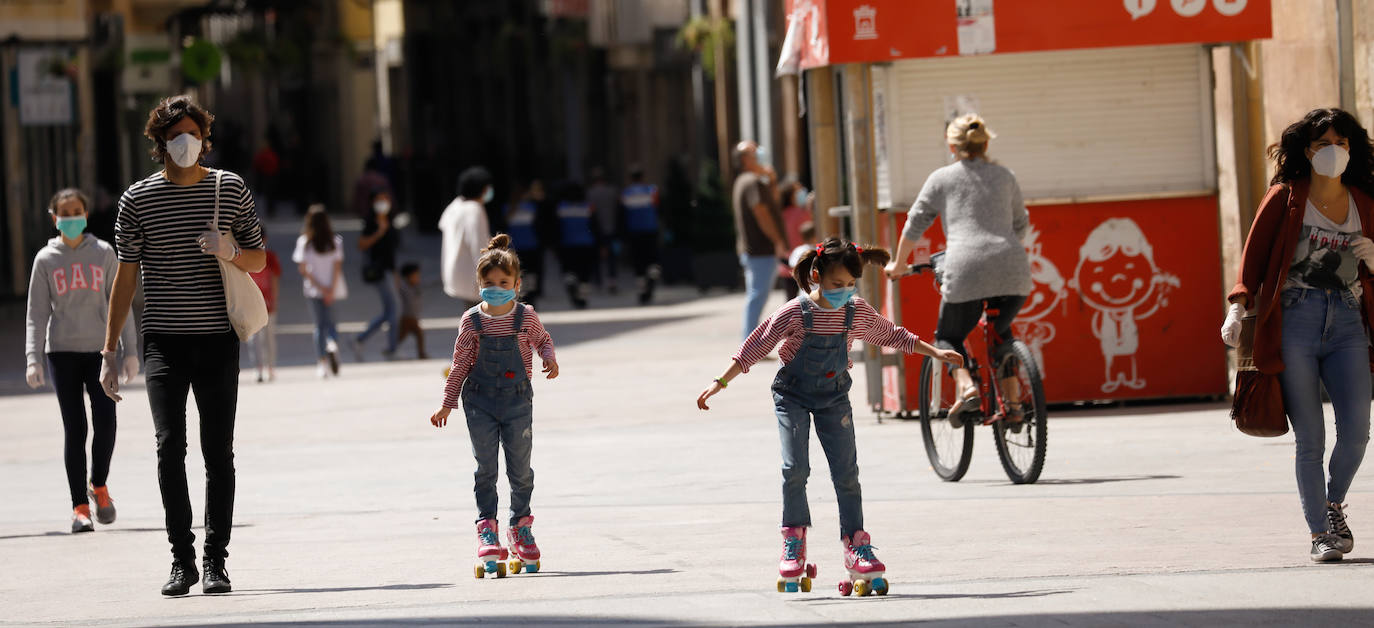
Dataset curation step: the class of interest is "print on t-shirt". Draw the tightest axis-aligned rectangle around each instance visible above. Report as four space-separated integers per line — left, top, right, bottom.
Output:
1291 225 1359 291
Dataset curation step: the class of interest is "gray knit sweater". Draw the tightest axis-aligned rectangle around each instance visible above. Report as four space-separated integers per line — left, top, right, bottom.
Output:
902 158 1032 303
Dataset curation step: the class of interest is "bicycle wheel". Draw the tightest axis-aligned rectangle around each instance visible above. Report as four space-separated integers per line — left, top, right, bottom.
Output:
918 355 974 481
991 339 1048 484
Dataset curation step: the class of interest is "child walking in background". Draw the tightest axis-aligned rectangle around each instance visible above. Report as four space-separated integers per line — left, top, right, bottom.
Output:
430 234 559 579
293 204 347 378
25 188 139 533
248 226 281 382
696 237 962 597
396 262 428 359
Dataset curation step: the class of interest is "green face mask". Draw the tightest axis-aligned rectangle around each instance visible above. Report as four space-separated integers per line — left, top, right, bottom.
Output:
55 216 86 240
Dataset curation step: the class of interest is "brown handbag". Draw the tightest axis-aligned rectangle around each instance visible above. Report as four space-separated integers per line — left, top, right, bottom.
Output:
1230 314 1289 437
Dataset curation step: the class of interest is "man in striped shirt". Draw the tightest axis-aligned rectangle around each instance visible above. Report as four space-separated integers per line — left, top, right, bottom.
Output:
102 96 266 597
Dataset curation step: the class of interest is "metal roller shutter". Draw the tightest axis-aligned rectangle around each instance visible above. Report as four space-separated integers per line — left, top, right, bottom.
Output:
883 44 1214 204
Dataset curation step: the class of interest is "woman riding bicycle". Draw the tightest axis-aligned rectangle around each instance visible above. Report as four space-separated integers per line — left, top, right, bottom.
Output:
884 113 1033 420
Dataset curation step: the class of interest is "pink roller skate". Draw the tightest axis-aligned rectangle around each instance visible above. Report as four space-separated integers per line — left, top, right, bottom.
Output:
506 516 541 574
776 526 818 593
474 519 510 579
837 530 889 596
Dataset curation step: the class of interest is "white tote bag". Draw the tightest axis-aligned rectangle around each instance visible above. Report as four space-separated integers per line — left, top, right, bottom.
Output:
213 170 269 341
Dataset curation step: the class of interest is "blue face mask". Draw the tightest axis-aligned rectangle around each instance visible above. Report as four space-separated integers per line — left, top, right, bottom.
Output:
821 286 856 307
481 187 495 204
55 216 86 240
793 189 808 207
480 286 516 306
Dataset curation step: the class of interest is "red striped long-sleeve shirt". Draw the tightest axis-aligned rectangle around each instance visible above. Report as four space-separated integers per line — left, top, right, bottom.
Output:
442 305 556 408
732 296 919 373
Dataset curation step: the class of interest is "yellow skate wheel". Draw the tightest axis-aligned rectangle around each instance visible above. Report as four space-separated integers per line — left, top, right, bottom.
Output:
800 577 812 593
495 562 507 578
473 564 485 579
853 580 870 597
510 560 523 574
777 578 787 593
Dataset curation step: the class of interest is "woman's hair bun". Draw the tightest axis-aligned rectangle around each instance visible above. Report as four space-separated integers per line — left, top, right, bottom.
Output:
484 233 512 253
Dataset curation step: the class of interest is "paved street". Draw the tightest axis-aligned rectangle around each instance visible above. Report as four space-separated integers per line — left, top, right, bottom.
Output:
2 228 1373 626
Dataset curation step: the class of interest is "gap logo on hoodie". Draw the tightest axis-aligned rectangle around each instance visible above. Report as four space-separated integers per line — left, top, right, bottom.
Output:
52 263 105 295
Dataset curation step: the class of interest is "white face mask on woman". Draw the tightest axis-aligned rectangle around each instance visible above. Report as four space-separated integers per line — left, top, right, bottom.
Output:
1311 144 1351 179
166 133 202 169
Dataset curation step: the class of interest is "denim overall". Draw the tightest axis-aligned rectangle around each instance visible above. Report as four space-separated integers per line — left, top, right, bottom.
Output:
462 304 535 526
773 297 864 538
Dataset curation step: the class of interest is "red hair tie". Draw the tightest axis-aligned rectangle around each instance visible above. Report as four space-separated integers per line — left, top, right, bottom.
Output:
816 243 825 255
855 245 864 254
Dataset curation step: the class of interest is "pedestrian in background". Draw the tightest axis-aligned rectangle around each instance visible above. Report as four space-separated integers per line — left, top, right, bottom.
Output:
25 188 138 534
440 167 494 309
247 225 282 383
696 237 961 596
785 221 817 301
430 234 559 579
588 167 621 294
621 165 662 305
777 179 811 300
103 95 267 596
732 141 789 339
506 180 549 310
294 204 346 379
353 189 400 361
556 181 598 309
396 261 427 359
1222 107 1374 563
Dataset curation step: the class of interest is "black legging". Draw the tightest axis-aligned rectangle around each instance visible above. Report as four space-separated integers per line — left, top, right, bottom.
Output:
934 295 1027 374
47 352 117 508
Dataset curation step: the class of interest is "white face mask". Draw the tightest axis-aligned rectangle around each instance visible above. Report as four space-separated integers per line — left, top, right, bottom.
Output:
373 200 391 215
166 133 202 169
1311 144 1351 179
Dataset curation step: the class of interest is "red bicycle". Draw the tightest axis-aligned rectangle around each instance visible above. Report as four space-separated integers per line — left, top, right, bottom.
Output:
904 255 1048 484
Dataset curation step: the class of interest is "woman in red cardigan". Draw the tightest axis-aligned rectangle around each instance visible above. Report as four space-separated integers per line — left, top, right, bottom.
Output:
1224 108 1374 563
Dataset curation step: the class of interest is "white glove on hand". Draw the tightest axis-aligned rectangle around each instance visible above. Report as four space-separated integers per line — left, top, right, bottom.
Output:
99 350 122 402
197 223 239 261
122 355 139 383
1352 237 1374 271
1220 302 1245 348
25 363 44 389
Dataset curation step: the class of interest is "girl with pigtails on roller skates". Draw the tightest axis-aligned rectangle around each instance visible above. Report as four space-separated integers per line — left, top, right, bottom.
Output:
430 234 560 579
697 237 962 597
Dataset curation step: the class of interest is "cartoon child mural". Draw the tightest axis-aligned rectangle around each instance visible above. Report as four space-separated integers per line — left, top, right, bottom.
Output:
1012 226 1068 379
1069 218 1181 394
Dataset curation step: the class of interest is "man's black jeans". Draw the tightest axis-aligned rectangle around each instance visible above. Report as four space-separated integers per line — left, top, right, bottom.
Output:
145 332 239 562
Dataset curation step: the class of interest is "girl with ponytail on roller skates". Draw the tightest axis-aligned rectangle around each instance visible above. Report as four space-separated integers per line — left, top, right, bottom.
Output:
696 237 962 597
430 234 560 579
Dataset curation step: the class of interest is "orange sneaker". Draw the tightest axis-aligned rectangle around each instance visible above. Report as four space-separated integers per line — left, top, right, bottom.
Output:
72 504 94 533
88 484 117 524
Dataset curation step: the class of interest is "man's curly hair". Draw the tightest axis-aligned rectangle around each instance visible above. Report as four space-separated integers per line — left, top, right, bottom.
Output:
144 95 214 164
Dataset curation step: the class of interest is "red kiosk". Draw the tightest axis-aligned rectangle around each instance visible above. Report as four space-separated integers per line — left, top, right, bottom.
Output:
785 0 1272 410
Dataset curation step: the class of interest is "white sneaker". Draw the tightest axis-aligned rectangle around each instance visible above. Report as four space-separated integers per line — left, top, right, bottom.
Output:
316 362 328 379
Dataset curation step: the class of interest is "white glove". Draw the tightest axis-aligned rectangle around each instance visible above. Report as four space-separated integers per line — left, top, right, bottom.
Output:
197 223 239 261
1220 302 1245 348
122 355 139 383
1352 237 1374 271
25 363 44 389
99 350 122 402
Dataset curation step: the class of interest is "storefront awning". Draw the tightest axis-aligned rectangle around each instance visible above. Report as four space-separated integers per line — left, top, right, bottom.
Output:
784 0 1272 69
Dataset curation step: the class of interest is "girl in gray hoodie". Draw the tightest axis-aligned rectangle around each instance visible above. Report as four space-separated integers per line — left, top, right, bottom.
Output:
25 189 138 533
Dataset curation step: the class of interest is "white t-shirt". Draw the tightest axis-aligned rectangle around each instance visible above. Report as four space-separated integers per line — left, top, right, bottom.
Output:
292 234 347 300
1284 193 1363 296
439 197 490 301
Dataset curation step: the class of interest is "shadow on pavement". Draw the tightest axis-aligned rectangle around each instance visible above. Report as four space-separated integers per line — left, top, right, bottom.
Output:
792 588 1074 606
967 474 1183 487
184 607 1374 627
530 568 678 578
231 583 453 596
0 524 248 542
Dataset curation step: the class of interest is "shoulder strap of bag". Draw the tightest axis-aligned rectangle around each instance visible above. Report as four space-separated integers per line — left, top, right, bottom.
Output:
213 169 223 231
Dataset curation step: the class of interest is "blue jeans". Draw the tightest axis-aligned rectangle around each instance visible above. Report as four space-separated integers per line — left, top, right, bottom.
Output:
463 383 534 526
773 373 863 539
358 270 399 353
741 254 778 340
308 298 340 359
1278 287 1372 534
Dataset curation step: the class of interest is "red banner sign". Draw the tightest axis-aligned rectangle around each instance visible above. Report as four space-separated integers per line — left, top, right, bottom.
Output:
785 0 1271 68
880 195 1230 408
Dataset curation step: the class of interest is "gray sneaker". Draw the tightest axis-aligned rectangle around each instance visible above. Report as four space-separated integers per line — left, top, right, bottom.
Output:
1311 533 1345 562
1327 503 1354 554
